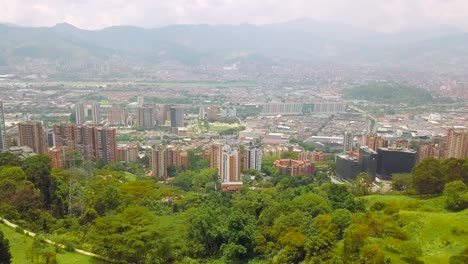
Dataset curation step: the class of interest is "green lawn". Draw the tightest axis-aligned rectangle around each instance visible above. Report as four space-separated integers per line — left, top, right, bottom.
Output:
362 195 468 263
0 224 106 264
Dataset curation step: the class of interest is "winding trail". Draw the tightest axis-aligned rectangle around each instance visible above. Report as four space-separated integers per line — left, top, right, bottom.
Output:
0 217 110 261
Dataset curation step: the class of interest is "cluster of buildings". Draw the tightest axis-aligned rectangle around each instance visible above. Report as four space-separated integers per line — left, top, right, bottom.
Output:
203 142 262 190
149 145 189 179
335 128 468 181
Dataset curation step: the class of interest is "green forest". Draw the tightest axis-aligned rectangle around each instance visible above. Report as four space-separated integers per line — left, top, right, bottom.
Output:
0 151 467 264
343 82 433 105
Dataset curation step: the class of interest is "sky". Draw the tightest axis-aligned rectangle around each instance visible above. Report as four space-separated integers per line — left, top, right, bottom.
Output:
1 0 468 32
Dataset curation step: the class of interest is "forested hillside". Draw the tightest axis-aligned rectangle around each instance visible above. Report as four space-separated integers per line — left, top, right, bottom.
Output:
0 151 467 264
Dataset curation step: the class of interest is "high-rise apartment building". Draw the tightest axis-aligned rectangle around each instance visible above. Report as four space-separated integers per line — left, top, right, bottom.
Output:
108 107 129 126
75 103 85 125
0 102 7 151
170 107 184 128
137 105 158 129
343 131 354 152
52 123 116 163
18 121 46 154
92 103 101 125
94 127 116 163
150 145 167 179
208 143 223 173
365 133 388 151
243 143 262 171
221 145 241 183
445 128 468 158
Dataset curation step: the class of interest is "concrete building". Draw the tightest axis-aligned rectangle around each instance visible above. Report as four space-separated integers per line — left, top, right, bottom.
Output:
298 151 326 162
273 159 315 176
75 103 85 125
343 131 354 152
18 121 46 154
150 145 167 179
170 107 184 128
137 105 158 129
418 143 445 161
221 145 241 183
311 102 346 113
108 108 129 126
365 133 388 151
92 103 101 125
94 127 117 163
52 124 117 163
261 103 303 116
243 143 262 171
445 128 468 158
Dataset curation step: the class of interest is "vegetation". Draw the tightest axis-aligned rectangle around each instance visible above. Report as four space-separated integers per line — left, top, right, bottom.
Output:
0 152 467 263
344 81 433 105
0 230 11 264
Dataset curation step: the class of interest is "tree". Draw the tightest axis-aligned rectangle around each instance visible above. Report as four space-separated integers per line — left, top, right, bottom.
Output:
444 180 468 211
0 230 12 264
412 158 444 195
22 155 56 209
331 209 352 239
391 173 413 192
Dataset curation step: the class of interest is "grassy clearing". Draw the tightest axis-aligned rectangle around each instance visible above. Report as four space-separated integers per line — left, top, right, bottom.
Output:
362 195 468 263
0 224 105 264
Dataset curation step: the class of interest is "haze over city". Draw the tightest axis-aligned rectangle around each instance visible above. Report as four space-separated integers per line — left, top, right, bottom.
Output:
0 1 467 264
2 0 468 32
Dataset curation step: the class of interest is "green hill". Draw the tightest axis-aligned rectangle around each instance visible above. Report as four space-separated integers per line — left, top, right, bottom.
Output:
344 82 433 105
362 195 468 263
0 224 105 264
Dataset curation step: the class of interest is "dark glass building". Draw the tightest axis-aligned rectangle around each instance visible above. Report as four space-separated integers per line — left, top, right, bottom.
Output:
335 154 360 180
377 148 417 179
359 146 378 180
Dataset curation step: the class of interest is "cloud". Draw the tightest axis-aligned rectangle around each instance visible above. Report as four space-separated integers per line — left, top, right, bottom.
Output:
1 0 468 32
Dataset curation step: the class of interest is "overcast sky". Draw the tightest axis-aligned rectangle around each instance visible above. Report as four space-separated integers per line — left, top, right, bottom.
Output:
1 0 468 32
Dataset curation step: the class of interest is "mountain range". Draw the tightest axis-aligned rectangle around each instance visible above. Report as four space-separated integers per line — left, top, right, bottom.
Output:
1 18 467 68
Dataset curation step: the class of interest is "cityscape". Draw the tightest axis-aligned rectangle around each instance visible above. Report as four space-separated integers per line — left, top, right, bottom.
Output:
0 1 468 264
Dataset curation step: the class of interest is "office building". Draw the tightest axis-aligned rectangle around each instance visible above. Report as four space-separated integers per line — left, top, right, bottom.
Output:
18 121 46 154
335 155 360 180
359 146 378 179
445 128 468 158
0 102 7 151
170 107 184 128
377 148 417 179
137 105 158 129
75 103 85 125
243 143 262 171
343 131 354 152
